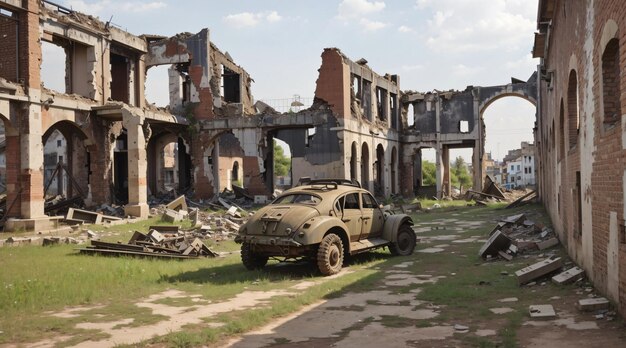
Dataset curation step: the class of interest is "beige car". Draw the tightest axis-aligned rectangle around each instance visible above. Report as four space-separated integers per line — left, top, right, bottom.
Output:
235 179 416 275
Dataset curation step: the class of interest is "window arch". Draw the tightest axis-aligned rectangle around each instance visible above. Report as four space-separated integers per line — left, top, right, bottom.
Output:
567 70 579 148
602 38 621 127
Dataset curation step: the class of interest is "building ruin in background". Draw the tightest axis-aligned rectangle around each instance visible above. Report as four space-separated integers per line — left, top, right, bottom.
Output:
0 0 535 230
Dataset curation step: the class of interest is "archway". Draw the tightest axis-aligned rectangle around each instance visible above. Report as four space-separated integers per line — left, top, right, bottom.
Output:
350 142 358 181
375 144 385 196
146 131 192 196
112 130 128 204
361 142 370 191
273 138 292 190
390 146 397 194
481 95 536 190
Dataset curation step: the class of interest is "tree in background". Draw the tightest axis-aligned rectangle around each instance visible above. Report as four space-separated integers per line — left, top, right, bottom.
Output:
274 140 291 177
451 156 472 190
421 160 436 186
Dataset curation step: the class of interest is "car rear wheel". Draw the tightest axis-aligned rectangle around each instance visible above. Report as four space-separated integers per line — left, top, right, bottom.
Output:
390 224 416 256
317 233 344 275
241 242 269 270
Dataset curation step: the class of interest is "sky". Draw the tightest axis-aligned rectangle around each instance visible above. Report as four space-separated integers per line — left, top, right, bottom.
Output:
47 0 540 162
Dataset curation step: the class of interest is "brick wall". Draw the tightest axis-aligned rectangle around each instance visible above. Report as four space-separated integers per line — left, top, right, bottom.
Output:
537 0 626 318
0 11 18 82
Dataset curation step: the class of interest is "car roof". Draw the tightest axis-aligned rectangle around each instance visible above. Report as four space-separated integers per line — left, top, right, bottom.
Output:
282 183 367 197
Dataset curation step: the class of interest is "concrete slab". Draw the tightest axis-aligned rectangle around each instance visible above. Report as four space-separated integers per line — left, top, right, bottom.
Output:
552 267 585 285
536 237 559 250
515 257 562 285
479 230 512 258
529 305 556 319
578 298 610 312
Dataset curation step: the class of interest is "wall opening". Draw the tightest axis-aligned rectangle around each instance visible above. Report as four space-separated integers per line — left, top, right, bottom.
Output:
0 7 18 82
350 142 358 181
43 130 68 198
362 79 372 121
113 130 128 204
213 132 244 192
361 142 370 191
481 96 536 189
110 52 130 104
390 93 398 129
376 87 387 121
375 144 385 196
273 138 292 190
222 65 241 103
145 65 170 107
602 38 621 127
559 99 565 160
416 148 436 198
407 103 415 127
41 41 67 93
390 146 397 194
568 70 579 148
459 120 469 133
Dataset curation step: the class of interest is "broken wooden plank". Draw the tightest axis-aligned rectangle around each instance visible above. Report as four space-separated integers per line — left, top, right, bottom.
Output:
506 190 536 209
515 257 563 285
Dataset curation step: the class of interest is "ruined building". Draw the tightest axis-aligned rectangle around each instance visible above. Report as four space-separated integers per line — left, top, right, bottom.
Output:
0 0 536 232
534 0 626 316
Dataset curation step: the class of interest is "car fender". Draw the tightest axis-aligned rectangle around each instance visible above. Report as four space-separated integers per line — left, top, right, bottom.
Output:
295 215 350 247
382 214 413 242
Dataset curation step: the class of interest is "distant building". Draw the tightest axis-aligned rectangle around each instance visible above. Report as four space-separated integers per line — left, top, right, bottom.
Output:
502 142 535 189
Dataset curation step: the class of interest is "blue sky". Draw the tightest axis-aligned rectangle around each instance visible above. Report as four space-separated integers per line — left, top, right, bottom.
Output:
54 0 539 161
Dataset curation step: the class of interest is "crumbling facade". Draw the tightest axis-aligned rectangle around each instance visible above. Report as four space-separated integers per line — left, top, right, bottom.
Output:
534 0 626 316
0 0 536 234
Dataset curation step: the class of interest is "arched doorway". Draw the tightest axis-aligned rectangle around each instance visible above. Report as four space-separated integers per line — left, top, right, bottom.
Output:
361 142 370 191
375 144 385 196
147 131 192 196
350 142 358 181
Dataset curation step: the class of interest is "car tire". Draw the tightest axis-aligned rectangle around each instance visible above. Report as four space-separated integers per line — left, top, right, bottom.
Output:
317 233 344 275
390 224 416 256
241 242 269 270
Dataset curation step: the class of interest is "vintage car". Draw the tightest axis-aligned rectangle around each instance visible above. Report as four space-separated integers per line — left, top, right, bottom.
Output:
235 178 416 275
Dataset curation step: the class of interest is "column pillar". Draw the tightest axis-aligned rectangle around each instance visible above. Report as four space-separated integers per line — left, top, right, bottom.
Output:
123 108 149 218
435 145 443 199
442 146 450 197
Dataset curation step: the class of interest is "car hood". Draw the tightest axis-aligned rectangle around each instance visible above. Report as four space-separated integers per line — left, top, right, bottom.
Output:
243 205 320 236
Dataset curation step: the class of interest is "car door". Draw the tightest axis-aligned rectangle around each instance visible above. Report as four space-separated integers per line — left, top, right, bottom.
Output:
339 192 363 242
360 192 384 239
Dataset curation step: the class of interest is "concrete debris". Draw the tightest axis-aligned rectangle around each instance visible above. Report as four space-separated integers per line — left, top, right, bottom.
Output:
552 266 585 285
79 228 218 259
578 298 610 312
515 256 563 285
162 209 183 223
529 304 556 319
482 213 560 261
65 207 122 225
166 195 188 212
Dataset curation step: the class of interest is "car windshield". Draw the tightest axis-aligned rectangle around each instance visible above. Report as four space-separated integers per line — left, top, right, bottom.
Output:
272 194 322 205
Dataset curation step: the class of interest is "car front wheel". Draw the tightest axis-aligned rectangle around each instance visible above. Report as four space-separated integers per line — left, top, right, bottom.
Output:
317 233 344 275
241 242 269 270
390 224 416 256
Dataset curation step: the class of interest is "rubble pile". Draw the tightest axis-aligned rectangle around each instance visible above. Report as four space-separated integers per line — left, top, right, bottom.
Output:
479 213 559 261
79 226 218 259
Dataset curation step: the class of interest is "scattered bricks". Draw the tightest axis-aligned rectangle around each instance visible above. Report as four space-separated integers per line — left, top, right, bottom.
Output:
552 267 585 285
162 209 183 223
578 298 610 312
529 305 556 319
515 257 563 285
536 237 559 250
166 195 188 211
479 230 512 258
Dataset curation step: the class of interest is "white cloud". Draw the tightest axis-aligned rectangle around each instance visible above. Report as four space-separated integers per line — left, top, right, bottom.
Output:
64 0 165 14
452 64 482 77
360 18 386 31
416 0 536 53
401 64 424 71
398 25 414 33
223 11 283 28
338 0 386 20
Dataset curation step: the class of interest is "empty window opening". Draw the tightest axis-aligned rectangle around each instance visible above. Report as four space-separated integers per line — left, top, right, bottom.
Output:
567 70 579 148
113 130 128 204
110 53 130 104
407 103 415 127
0 8 14 16
352 75 362 100
575 171 582 235
376 87 387 121
390 93 398 130
559 99 565 160
602 38 621 127
362 79 372 121
222 65 241 103
459 120 469 133
350 142 358 180
390 147 397 194
305 127 316 147
41 41 68 93
361 142 370 191
145 65 170 107
374 144 385 196
232 161 239 182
